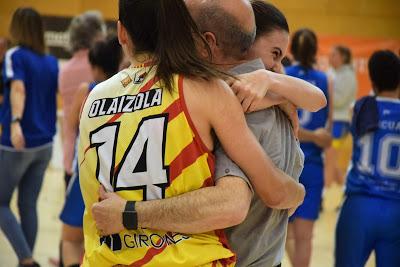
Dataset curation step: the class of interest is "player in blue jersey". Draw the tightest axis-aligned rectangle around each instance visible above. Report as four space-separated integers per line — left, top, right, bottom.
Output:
285 28 333 267
59 35 123 267
335 50 400 267
0 8 58 267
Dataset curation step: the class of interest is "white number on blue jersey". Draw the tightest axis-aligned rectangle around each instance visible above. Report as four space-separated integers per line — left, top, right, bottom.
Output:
90 115 169 200
357 133 400 179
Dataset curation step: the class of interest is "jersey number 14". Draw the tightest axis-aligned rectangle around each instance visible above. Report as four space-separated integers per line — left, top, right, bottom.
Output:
89 114 170 200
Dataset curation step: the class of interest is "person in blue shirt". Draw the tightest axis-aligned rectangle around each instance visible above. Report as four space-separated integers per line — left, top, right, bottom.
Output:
59 35 123 267
0 7 58 267
285 28 333 267
335 50 400 267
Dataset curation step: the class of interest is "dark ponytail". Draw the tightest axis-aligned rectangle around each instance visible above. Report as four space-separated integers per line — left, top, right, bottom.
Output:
119 0 228 91
290 28 317 69
89 35 123 79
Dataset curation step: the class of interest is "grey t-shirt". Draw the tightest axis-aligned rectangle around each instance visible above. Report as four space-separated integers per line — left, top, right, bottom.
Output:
215 59 304 267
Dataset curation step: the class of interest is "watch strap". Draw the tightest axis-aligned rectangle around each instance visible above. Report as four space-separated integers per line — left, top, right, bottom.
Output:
123 201 138 230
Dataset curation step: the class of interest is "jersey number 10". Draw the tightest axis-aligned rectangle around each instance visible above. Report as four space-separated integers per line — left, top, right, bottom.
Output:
357 133 400 179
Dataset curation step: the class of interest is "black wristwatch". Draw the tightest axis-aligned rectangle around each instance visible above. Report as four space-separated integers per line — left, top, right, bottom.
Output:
11 116 22 124
122 201 138 230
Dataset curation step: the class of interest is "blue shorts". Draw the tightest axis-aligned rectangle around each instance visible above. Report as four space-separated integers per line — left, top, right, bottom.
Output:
332 121 350 139
59 164 84 227
335 194 400 267
290 161 324 221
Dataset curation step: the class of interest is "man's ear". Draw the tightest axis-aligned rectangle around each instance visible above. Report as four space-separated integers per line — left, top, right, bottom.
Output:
199 31 218 58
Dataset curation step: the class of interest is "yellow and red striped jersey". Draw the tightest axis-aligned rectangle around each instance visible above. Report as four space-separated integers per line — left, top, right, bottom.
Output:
78 65 235 267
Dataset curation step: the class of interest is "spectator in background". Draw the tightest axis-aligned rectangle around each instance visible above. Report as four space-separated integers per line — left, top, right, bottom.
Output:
326 45 357 186
285 28 333 267
0 7 58 267
59 35 122 267
59 11 106 188
335 50 400 267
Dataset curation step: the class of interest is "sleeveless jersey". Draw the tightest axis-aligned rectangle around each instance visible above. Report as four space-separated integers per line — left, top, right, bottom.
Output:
346 97 400 200
78 66 235 267
286 65 329 164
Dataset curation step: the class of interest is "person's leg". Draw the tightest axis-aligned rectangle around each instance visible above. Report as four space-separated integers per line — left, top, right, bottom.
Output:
60 169 85 267
285 222 296 265
290 162 324 267
374 198 400 267
335 195 374 267
61 224 84 267
17 146 52 251
292 218 314 267
0 149 35 263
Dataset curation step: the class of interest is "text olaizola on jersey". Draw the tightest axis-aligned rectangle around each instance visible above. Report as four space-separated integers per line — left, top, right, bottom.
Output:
88 88 163 118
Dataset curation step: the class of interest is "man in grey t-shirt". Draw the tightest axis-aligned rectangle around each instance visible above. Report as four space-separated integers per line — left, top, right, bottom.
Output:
215 59 304 267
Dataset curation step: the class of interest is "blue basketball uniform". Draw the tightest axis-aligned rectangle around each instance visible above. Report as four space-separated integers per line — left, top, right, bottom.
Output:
60 82 98 227
335 97 400 267
286 65 329 221
332 121 351 139
1 46 58 148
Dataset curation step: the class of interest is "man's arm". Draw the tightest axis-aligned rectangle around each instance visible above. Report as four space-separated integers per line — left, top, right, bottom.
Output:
92 177 252 236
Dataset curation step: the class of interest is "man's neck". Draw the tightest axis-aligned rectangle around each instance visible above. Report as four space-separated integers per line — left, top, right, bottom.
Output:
214 57 249 71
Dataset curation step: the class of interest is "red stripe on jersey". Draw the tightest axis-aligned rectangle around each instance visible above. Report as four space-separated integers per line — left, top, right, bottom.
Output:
215 229 236 266
80 145 93 166
140 77 160 93
201 176 214 188
169 140 200 183
129 237 167 267
163 99 181 122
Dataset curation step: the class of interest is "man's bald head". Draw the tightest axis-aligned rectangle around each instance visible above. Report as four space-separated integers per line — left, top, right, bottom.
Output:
186 0 256 61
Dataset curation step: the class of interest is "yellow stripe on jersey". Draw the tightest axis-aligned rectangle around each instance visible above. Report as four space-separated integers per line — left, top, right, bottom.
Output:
79 67 235 267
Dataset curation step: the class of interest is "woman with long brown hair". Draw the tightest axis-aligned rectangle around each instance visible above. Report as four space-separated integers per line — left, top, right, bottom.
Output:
285 28 333 267
0 7 58 267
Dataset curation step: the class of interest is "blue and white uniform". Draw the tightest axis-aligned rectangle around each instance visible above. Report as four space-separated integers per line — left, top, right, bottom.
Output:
1 46 58 149
286 65 329 221
60 82 97 227
335 97 400 267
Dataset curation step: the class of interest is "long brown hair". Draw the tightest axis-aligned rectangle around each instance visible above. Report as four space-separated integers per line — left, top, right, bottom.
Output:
9 7 45 54
119 0 228 91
